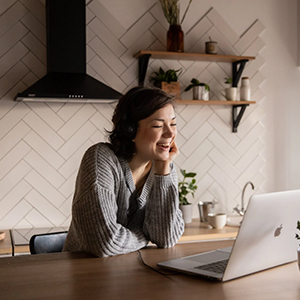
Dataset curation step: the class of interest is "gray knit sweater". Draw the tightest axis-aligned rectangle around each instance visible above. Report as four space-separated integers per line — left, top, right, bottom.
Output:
63 142 184 257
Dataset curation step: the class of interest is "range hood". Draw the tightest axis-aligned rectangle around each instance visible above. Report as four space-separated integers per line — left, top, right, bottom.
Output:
15 0 122 103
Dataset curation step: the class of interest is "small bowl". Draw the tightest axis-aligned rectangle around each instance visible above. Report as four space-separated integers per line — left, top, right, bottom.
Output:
207 213 227 229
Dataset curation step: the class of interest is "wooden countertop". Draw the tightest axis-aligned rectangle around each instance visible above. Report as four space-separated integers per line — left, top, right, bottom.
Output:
178 218 238 243
0 230 12 255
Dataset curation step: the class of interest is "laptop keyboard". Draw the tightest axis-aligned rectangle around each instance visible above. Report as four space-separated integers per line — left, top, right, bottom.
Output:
194 259 229 274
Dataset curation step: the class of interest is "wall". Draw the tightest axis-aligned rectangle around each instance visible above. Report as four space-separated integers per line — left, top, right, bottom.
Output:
0 0 299 229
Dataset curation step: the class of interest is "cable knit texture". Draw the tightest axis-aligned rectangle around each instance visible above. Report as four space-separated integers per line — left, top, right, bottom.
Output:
63 143 185 257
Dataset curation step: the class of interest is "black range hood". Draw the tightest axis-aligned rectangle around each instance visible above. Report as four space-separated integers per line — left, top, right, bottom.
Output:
15 0 122 103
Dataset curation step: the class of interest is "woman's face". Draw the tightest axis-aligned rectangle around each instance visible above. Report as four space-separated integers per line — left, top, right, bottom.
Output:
133 104 177 163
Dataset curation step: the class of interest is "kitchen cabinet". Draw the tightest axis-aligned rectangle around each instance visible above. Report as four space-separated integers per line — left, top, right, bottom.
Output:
133 50 256 132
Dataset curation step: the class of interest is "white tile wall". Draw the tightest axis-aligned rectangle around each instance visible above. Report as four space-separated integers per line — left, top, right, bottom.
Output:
0 1 266 228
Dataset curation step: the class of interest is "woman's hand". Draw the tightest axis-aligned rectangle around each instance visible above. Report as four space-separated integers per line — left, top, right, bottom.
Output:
154 140 179 175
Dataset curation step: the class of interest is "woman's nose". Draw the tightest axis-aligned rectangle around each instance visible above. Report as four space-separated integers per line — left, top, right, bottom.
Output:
163 125 176 137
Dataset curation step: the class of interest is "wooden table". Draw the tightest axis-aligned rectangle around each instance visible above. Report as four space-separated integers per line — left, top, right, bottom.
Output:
0 240 299 300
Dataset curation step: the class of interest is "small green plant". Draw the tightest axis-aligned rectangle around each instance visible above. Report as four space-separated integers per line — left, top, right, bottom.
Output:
149 67 182 87
184 78 210 92
224 77 232 84
178 169 197 205
295 221 300 241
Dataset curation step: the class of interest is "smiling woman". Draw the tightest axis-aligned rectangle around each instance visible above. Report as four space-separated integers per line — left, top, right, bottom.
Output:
63 87 185 257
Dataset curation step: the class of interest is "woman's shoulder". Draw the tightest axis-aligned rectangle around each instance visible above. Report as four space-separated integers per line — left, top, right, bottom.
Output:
84 142 115 159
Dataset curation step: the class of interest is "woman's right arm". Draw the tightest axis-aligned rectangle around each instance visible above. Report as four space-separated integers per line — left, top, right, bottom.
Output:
69 187 149 257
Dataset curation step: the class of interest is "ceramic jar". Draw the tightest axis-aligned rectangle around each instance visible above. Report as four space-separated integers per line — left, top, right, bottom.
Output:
240 77 251 101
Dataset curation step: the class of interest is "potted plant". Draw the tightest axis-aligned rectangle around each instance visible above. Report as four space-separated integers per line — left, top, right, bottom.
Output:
184 78 210 100
224 77 232 85
295 221 300 271
159 0 193 52
222 77 237 101
178 169 197 223
150 67 182 99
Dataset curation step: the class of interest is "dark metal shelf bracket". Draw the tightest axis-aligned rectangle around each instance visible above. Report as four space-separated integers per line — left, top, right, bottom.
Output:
138 54 151 86
232 104 249 132
232 59 249 87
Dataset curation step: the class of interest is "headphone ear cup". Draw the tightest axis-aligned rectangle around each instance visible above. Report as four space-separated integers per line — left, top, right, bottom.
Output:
123 120 136 140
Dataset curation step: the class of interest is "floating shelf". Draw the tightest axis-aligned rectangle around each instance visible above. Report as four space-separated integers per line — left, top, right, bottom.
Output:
134 51 255 63
134 50 256 132
175 100 256 105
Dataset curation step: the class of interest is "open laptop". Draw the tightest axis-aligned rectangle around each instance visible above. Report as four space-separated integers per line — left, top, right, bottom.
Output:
158 189 300 281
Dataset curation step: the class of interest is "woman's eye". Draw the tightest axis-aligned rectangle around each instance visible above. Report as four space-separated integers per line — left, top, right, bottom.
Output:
171 123 177 126
152 125 162 128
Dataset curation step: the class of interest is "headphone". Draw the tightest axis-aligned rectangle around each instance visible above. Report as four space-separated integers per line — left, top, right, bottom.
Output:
120 112 136 141
117 87 148 141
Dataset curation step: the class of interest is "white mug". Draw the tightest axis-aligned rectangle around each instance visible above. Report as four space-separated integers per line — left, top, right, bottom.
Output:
221 87 237 101
207 213 227 229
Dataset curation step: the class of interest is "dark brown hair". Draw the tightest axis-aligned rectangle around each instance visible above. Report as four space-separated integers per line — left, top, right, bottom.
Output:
108 87 175 160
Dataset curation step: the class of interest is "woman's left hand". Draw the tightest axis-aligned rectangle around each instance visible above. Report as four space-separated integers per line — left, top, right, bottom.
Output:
154 140 179 175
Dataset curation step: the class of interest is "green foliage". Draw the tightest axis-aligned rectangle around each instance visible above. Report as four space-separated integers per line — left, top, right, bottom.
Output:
178 169 197 205
184 78 210 92
295 220 300 240
149 67 182 87
224 77 232 84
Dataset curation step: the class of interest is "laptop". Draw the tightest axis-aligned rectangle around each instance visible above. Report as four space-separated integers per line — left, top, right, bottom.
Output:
158 189 300 281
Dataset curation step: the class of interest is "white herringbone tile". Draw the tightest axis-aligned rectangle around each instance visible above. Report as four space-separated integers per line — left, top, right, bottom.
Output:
21 32 46 64
234 20 265 54
58 104 96 140
25 189 66 226
21 12 46 44
24 151 65 189
206 8 239 45
89 18 126 57
24 111 65 150
25 170 65 208
24 131 65 169
0 180 31 220
87 0 126 39
0 160 31 200
0 3 266 228
0 200 32 228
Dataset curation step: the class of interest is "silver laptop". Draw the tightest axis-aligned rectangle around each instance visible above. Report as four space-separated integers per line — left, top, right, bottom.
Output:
158 190 300 281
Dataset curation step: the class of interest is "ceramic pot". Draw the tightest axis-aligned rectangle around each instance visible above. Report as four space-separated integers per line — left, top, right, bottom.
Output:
179 204 192 224
167 25 184 52
193 86 209 100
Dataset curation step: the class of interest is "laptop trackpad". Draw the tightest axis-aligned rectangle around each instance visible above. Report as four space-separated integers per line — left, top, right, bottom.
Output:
183 251 230 264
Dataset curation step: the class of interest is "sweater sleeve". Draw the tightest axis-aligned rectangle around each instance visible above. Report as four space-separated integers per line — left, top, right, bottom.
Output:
68 187 149 257
143 164 185 248
63 144 149 257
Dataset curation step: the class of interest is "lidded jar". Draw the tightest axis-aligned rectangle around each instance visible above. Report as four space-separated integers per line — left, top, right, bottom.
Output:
240 77 251 101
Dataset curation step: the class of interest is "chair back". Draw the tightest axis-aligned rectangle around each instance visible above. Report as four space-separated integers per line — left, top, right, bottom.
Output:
29 231 68 254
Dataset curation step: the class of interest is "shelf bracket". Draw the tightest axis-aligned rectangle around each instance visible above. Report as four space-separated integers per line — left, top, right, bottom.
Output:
232 59 248 87
138 54 151 86
232 104 249 132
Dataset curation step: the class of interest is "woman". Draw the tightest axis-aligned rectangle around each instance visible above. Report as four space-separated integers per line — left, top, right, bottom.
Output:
63 87 184 257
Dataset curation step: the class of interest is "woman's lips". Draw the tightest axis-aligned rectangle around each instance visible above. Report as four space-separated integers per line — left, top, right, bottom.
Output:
157 143 170 151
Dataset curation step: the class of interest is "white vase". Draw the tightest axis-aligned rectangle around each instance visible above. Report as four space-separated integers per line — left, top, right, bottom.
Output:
240 77 251 101
179 204 193 224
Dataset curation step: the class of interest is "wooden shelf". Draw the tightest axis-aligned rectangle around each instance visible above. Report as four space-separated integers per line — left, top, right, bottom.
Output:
175 100 256 105
134 50 255 63
134 50 256 132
